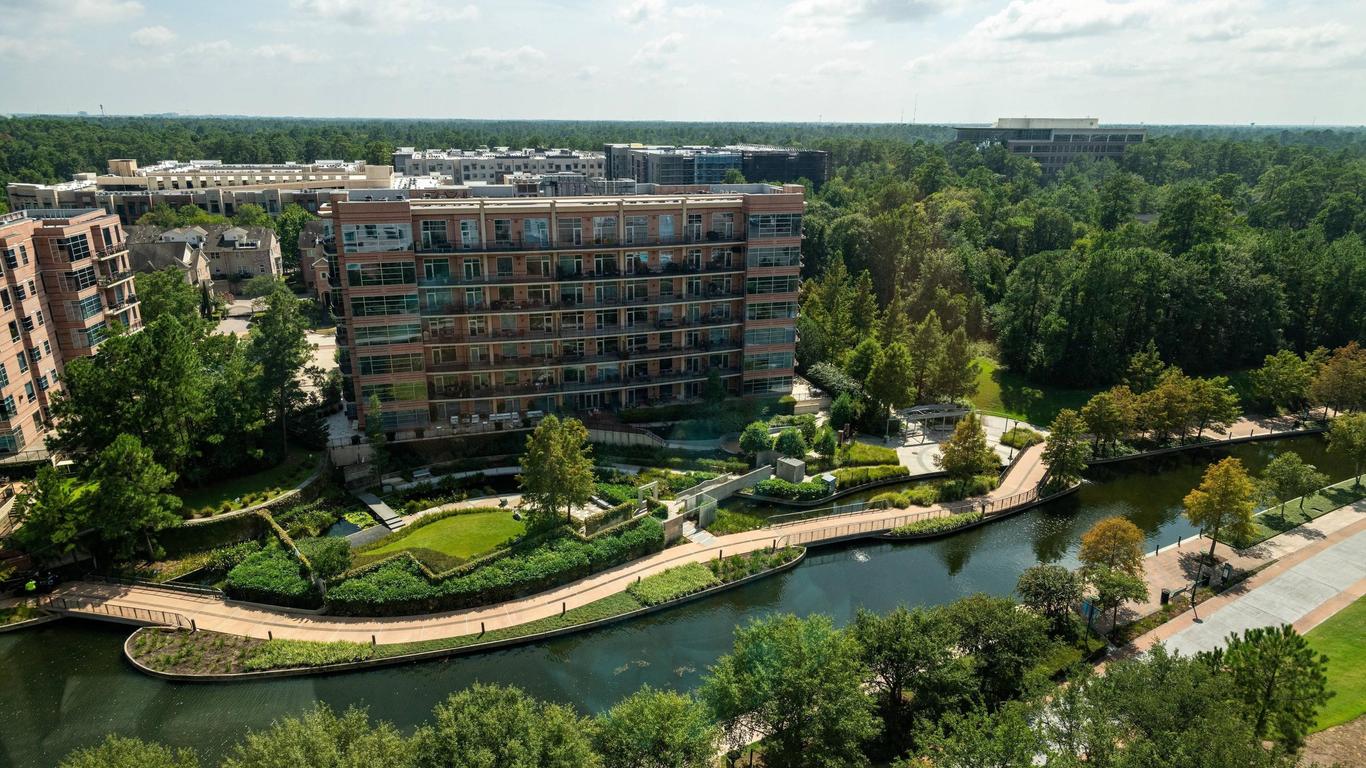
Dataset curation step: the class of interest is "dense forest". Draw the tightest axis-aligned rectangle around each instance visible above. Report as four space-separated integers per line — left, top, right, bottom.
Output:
3 116 1365 387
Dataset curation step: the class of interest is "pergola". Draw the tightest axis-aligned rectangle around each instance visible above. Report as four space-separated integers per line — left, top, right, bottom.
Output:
897 403 971 443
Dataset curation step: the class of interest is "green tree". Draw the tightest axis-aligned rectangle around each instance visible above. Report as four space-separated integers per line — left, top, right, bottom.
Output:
1310 342 1366 413
738 420 773 458
1259 452 1327 513
1251 349 1315 413
87 434 182 560
865 342 916 410
1078 516 1146 578
221 705 413 768
906 311 945 402
592 687 718 768
814 426 838 459
703 368 726 403
830 392 863 430
1157 180 1231 255
851 606 971 752
1015 564 1084 635
1042 408 1090 489
702 614 878 768
364 393 388 477
1088 566 1148 636
249 280 312 454
518 415 595 527
1123 340 1167 394
913 702 1043 768
136 268 207 331
1201 624 1331 750
844 337 882 384
1189 376 1241 439
943 593 1050 706
413 684 600 768
1081 385 1138 454
774 427 807 459
720 168 746 184
240 274 280 299
1184 456 1258 557
12 467 93 558
233 203 272 228
931 326 979 402
275 203 319 269
59 735 199 768
1327 412 1366 484
934 413 997 491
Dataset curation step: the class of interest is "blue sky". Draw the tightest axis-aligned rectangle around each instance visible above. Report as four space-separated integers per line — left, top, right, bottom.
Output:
1 0 1363 124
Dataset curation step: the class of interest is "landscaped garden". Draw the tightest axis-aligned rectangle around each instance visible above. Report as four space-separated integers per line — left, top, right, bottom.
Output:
179 448 321 517
1233 477 1366 547
1305 595 1366 731
352 508 526 571
970 356 1100 425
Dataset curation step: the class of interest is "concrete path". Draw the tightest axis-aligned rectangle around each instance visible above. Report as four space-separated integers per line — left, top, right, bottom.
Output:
355 492 404 531
50 446 1048 644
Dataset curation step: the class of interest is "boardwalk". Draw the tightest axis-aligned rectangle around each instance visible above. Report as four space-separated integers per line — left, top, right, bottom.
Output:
53 446 1050 645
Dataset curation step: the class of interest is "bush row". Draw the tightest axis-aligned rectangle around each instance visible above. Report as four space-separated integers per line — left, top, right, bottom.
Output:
592 443 749 474
325 517 666 616
836 442 900 467
999 427 1044 450
866 485 940 509
751 477 830 501
627 562 720 606
832 464 909 490
708 546 803 582
936 474 1000 502
223 544 319 608
887 511 983 537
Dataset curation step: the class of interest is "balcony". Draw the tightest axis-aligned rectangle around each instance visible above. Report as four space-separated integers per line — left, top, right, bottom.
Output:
98 270 135 287
427 366 741 401
95 244 128 260
106 294 139 312
421 314 741 345
418 291 740 317
414 260 742 288
409 232 744 255
426 342 742 373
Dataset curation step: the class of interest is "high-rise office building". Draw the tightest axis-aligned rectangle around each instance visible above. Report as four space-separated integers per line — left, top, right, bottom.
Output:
322 184 803 438
604 144 831 187
953 118 1146 172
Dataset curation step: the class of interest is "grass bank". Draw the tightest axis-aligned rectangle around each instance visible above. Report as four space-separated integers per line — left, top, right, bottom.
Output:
969 356 1099 426
1229 478 1366 548
352 509 526 571
180 449 320 516
1306 595 1366 731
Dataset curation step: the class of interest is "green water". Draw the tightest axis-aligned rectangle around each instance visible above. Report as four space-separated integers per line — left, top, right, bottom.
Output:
0 436 1353 768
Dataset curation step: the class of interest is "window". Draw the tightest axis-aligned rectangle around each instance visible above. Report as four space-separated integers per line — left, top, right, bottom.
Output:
685 213 702 240
747 246 801 268
346 261 416 286
60 235 91 261
743 376 793 395
65 266 97 291
351 294 419 316
744 351 794 371
745 301 798 321
358 353 424 375
747 213 802 238
745 275 800 295
12 284 24 301
522 218 550 246
459 220 479 247
341 223 412 252
419 220 449 249
6 322 16 342
592 216 617 244
658 215 675 242
0 426 24 454
0 289 8 310
82 321 108 348
37 374 48 391
354 322 421 346
24 382 35 402
360 381 425 402
625 216 649 244
493 219 512 245
557 217 583 246
711 212 734 237
73 295 103 321
0 362 7 388
0 395 15 418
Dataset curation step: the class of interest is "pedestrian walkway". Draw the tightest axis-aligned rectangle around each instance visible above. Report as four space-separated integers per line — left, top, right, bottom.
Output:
682 520 716 545
355 492 404 531
1161 528 1366 656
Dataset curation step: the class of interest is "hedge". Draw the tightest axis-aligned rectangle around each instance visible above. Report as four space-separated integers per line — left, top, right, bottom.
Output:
325 516 666 616
224 545 319 608
836 442 900 467
751 477 830 501
999 427 1044 450
887 511 982 537
708 546 803 582
296 537 352 580
866 486 939 509
159 512 266 558
627 562 720 606
832 464 909 490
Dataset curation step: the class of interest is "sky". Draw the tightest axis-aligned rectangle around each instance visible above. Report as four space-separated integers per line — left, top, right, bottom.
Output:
0 0 1363 125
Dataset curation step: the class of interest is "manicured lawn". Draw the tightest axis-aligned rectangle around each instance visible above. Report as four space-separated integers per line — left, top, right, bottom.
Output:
1229 478 1366 547
969 357 1100 427
1306 595 1366 731
356 510 526 571
179 449 320 515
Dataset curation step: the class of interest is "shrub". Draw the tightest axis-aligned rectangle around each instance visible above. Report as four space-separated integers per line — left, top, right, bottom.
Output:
224 545 318 608
866 485 939 509
1000 427 1044 450
595 482 640 505
296 537 352 579
203 540 263 575
739 421 774 456
832 464 909 490
774 428 808 458
937 473 999 502
708 546 803 581
888 511 982 537
814 427 838 458
326 517 666 616
837 442 899 467
244 638 374 671
806 361 863 399
830 392 863 429
752 478 830 501
627 562 719 606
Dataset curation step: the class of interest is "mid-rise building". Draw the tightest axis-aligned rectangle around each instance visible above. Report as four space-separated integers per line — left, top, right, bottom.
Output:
953 118 1146 172
604 144 831 187
392 148 606 182
7 159 394 224
322 184 803 439
0 208 142 456
125 224 281 286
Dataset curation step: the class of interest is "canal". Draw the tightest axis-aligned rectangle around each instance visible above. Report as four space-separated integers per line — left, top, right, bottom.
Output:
0 435 1352 767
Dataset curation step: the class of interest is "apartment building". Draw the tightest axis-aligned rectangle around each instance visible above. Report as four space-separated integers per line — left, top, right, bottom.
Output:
954 118 1146 172
392 148 606 182
604 144 832 187
7 158 394 224
322 184 803 437
0 208 142 456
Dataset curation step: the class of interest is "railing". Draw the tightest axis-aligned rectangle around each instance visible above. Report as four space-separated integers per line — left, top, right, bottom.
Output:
98 270 134 286
765 486 1045 541
40 596 193 629
426 343 741 373
95 244 129 260
414 262 742 288
413 233 743 255
429 367 741 400
418 292 740 317
83 573 226 598
422 316 742 344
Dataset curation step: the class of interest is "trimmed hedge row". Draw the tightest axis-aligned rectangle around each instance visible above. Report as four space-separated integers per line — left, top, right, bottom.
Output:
325 517 666 616
751 477 829 501
866 486 940 509
887 511 982 537
627 562 719 606
832 464 909 490
224 545 319 608
836 442 900 467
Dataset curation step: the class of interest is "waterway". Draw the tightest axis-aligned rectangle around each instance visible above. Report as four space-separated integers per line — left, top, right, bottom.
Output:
0 435 1352 767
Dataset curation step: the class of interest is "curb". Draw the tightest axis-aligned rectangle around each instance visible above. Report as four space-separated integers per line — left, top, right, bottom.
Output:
874 484 1081 543
0 613 62 633
123 548 807 682
1086 427 1325 466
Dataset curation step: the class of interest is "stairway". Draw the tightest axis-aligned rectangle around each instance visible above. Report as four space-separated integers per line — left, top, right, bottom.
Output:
681 520 716 546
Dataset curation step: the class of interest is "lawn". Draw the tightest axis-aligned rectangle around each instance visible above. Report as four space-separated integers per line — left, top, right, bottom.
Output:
355 509 526 571
1306 596 1366 731
970 356 1101 427
179 449 320 515
1229 478 1366 547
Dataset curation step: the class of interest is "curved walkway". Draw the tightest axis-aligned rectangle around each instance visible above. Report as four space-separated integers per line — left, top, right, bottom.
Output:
53 447 1049 644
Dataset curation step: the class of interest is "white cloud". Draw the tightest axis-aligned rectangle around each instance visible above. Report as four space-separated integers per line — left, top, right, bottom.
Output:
575 65 602 81
974 0 1154 41
617 0 717 25
68 0 144 21
812 58 867 77
451 45 548 73
130 25 176 47
0 36 57 61
631 34 684 69
289 0 478 27
1242 24 1348 53
251 44 331 64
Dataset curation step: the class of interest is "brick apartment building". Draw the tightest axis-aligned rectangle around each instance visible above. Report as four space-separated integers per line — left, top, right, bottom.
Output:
322 184 803 437
0 209 142 456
